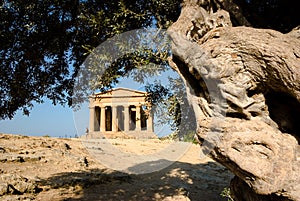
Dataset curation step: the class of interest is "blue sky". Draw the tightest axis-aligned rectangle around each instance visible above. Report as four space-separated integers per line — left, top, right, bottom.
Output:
0 99 77 137
0 70 180 137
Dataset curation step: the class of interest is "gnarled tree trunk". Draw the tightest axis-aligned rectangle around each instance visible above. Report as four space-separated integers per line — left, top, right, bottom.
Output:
167 1 300 200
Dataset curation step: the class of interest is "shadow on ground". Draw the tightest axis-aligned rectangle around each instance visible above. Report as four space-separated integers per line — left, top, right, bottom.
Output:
37 159 233 201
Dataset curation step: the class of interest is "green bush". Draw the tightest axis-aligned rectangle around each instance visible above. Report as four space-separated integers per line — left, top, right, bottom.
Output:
220 187 233 201
182 131 198 144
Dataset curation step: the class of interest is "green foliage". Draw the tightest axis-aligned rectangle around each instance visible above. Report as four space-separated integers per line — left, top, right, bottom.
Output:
1 0 299 120
220 187 234 201
1 0 79 119
145 79 182 133
182 131 198 144
0 0 181 119
144 76 197 136
72 27 172 109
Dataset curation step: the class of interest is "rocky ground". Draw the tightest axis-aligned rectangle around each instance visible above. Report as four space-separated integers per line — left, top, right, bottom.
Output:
0 133 233 201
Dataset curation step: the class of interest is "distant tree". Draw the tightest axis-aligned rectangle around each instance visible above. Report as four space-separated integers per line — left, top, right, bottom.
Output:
145 78 196 137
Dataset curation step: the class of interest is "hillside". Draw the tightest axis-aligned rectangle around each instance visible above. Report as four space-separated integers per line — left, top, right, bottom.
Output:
0 134 233 201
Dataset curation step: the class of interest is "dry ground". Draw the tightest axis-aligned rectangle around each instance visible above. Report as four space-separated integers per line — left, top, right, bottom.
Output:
0 133 233 201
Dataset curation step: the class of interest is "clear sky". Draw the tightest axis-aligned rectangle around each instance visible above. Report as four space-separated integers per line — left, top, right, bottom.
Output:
0 99 77 137
0 69 180 138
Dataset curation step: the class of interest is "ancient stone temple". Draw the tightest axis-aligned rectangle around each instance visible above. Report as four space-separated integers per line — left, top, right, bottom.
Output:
88 88 156 139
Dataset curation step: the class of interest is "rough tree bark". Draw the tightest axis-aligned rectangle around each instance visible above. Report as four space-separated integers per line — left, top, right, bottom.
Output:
167 0 300 200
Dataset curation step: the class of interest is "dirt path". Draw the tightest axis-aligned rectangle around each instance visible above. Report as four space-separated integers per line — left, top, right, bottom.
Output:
0 134 233 201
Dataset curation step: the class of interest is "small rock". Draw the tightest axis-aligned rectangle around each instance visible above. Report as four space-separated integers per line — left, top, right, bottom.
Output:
162 195 191 201
17 156 25 162
78 157 88 167
23 155 42 162
40 141 51 148
0 173 40 195
0 147 6 153
61 143 71 151
6 155 25 163
0 157 7 162
19 151 29 155
0 182 8 196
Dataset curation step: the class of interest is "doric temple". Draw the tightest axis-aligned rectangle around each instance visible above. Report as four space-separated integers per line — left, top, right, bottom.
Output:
88 88 156 139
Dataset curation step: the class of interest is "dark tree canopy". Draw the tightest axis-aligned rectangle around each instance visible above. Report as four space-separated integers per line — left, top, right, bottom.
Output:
0 0 180 119
0 0 299 119
235 0 300 32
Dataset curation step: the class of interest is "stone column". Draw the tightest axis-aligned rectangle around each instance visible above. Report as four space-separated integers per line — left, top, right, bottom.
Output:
89 106 95 132
124 106 129 132
100 106 106 132
135 105 141 131
112 105 117 132
147 108 154 132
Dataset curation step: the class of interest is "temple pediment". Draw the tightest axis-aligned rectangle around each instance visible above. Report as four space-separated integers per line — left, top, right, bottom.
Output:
90 88 148 106
93 88 147 98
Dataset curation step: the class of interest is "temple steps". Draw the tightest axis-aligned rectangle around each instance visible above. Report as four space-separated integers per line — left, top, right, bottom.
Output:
83 131 157 139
